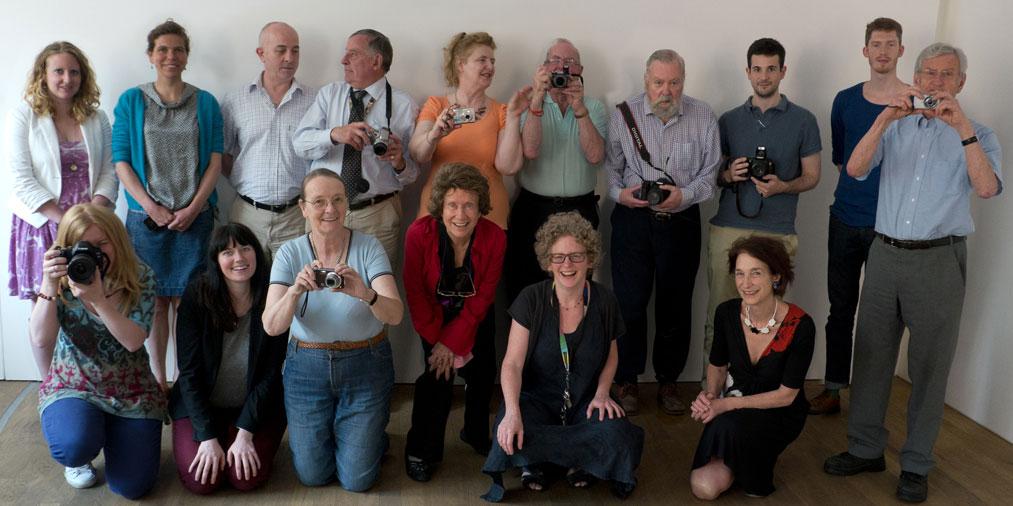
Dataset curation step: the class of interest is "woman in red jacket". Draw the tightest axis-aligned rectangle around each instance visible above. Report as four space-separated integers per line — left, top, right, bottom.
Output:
403 162 505 482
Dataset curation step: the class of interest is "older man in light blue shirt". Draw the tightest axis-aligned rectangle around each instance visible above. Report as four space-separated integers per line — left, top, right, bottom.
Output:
823 43 1002 504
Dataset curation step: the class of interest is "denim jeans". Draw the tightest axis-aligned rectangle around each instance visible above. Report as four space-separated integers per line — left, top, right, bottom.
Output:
41 398 162 499
610 204 701 384
283 338 394 492
824 214 876 388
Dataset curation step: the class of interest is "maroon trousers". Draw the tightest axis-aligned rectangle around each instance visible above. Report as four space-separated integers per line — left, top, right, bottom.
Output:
172 413 286 494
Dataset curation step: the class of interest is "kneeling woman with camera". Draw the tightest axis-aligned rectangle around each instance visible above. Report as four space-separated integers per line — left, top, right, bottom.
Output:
263 168 403 492
169 223 287 494
32 203 165 499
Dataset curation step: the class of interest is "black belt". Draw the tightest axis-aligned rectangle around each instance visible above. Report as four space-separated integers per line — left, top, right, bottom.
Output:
348 192 397 211
239 194 300 213
519 188 598 207
878 233 965 250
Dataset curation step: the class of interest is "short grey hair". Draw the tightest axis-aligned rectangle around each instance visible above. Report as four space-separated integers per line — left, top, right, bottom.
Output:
646 49 685 75
543 37 580 63
915 42 967 75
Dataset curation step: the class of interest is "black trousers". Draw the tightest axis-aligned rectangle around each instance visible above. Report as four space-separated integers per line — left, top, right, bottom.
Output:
404 311 496 462
611 204 701 384
824 214 876 387
505 189 599 304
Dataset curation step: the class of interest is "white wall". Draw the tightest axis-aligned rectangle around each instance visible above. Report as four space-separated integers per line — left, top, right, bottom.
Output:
1 0 1007 441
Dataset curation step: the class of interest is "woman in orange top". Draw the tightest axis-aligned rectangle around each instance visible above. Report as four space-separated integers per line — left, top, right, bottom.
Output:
409 32 530 229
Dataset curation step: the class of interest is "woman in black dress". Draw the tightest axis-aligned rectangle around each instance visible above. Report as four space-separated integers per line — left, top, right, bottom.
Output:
689 236 815 499
482 212 643 502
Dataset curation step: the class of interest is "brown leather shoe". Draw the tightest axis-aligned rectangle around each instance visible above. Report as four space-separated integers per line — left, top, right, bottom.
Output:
612 383 639 415
808 389 841 415
657 382 685 415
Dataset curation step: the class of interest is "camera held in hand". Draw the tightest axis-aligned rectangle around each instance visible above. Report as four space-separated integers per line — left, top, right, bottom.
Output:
367 126 391 156
636 175 674 206
59 241 110 284
450 106 477 125
912 95 938 110
313 268 345 289
746 146 775 180
550 66 571 88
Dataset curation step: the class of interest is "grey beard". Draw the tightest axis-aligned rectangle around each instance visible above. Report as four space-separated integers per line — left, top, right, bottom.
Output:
651 100 680 121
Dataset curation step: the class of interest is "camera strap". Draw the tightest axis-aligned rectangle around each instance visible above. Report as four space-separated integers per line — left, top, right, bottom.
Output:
734 182 764 219
617 102 662 172
384 80 392 129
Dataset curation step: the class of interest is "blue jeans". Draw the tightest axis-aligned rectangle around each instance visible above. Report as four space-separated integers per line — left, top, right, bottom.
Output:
824 214 876 388
41 398 162 499
283 338 394 491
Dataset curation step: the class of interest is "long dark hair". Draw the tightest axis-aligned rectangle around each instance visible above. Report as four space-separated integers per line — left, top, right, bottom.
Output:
197 223 269 332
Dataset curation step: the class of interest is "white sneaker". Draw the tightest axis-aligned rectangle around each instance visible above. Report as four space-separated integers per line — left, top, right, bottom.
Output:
64 463 97 489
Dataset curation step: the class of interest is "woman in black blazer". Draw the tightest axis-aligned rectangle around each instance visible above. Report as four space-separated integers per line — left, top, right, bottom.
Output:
169 223 287 494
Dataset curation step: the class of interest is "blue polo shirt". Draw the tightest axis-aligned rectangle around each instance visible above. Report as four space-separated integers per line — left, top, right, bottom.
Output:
710 95 821 234
829 83 886 228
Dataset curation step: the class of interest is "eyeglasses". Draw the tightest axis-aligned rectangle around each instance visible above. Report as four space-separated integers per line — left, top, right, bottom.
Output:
303 196 345 210
919 69 959 81
548 252 588 264
546 56 582 68
437 270 476 298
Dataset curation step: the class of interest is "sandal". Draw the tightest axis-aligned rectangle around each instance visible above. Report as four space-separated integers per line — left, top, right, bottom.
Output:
520 466 546 491
566 467 596 488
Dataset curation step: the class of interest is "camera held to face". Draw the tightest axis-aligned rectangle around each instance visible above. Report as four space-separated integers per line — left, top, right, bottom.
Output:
450 106 477 125
550 66 571 88
59 241 110 284
746 146 775 180
313 268 345 289
912 95 938 110
367 126 391 156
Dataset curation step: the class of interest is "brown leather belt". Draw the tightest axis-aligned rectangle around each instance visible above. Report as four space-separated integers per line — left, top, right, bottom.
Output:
293 330 386 351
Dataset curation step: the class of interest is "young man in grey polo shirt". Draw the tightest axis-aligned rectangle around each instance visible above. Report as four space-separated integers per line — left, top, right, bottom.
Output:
704 38 822 367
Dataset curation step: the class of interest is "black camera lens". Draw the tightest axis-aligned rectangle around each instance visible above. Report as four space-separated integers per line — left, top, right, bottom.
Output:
323 272 344 289
67 255 98 284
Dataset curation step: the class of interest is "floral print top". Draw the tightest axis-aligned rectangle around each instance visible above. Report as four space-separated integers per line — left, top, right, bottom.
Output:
38 264 166 420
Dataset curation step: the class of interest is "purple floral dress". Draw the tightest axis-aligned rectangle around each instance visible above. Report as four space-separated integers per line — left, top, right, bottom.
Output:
8 140 92 299
38 264 166 420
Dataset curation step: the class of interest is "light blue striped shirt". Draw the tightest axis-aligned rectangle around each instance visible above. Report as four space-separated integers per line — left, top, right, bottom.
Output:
861 115 1003 240
606 92 720 211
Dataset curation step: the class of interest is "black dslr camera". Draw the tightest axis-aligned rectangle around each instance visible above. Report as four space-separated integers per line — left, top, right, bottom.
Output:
367 126 391 156
59 241 109 284
313 268 345 289
636 175 674 206
746 146 775 179
550 66 571 88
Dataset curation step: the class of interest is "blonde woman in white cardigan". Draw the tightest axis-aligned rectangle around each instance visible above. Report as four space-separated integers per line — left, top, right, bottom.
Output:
7 41 118 379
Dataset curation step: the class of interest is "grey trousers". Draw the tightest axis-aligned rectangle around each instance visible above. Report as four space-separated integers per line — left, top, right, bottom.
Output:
847 237 966 475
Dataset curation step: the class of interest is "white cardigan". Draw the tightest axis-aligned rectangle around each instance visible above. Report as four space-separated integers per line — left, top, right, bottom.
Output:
6 101 119 227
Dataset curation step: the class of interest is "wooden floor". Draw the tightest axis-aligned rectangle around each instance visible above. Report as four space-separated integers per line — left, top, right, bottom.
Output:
0 379 1009 505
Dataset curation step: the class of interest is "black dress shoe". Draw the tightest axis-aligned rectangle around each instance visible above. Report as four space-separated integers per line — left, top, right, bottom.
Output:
823 451 886 476
896 471 928 503
405 457 433 482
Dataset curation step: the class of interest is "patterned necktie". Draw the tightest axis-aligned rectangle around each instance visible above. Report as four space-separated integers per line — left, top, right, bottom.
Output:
343 89 370 201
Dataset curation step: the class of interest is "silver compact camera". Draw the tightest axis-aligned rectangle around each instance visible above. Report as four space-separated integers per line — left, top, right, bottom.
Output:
451 106 477 125
367 127 391 156
912 95 938 110
312 268 345 289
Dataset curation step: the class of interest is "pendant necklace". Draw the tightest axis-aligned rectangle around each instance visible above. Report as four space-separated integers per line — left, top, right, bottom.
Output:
743 300 778 334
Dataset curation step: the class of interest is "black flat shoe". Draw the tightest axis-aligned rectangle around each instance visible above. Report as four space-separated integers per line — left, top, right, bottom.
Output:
521 466 547 491
823 451 886 476
896 471 928 503
611 480 635 499
566 468 596 488
405 457 433 482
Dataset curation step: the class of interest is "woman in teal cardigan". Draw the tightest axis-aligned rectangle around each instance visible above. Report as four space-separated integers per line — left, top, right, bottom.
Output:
111 19 223 389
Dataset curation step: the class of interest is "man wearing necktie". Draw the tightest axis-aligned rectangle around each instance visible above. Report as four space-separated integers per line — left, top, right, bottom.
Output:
294 28 420 266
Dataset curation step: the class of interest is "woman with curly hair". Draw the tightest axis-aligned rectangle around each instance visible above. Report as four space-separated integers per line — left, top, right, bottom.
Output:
8 41 118 376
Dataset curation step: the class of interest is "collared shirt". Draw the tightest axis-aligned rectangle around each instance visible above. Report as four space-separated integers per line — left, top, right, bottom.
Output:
606 92 720 212
293 77 419 202
862 115 1003 240
221 74 317 205
518 94 608 196
710 95 821 235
